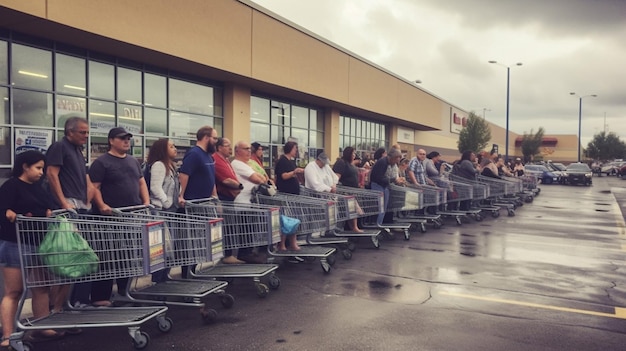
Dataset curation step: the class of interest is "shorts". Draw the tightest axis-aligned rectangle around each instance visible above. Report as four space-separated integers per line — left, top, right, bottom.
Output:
0 240 35 268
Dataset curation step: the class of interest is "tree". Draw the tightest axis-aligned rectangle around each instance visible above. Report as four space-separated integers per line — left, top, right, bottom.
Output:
520 127 545 163
585 132 626 161
457 112 491 154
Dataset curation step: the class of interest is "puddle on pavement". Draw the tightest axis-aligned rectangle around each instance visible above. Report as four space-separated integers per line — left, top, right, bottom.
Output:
595 209 609 212
599 190 611 194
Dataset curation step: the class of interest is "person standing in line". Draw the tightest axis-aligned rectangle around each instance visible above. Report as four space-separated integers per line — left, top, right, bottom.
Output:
231 141 268 263
0 151 66 345
370 147 402 226
89 127 149 306
46 116 94 312
145 138 180 282
249 142 273 184
213 137 245 264
177 126 218 276
407 149 435 186
274 141 304 250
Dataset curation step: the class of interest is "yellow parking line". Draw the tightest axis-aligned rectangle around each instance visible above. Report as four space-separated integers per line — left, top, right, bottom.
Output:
440 291 626 319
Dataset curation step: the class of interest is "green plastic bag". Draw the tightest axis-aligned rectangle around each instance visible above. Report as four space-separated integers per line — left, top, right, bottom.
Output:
38 216 99 278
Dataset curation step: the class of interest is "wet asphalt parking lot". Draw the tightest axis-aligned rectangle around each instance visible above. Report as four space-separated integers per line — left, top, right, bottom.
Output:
10 176 626 351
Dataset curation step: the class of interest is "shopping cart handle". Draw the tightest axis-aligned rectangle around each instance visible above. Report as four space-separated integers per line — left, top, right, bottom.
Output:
112 204 154 213
50 208 78 216
185 197 220 205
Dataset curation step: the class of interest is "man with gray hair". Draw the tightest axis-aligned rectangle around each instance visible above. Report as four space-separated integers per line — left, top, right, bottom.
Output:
369 147 402 225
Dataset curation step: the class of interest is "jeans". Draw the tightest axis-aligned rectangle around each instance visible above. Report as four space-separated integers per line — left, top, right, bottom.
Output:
370 182 389 225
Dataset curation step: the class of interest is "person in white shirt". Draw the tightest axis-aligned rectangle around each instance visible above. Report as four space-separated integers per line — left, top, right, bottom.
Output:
305 153 363 233
230 141 269 262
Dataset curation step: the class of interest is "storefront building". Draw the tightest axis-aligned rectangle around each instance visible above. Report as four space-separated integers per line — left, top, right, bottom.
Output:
0 0 576 183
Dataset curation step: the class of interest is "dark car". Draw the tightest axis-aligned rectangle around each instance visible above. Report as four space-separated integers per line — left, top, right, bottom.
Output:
524 165 559 184
620 164 626 179
565 163 593 186
544 162 567 184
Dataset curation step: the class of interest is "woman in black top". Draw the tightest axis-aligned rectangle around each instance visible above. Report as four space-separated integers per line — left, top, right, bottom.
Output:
274 141 303 250
333 147 363 232
0 151 63 346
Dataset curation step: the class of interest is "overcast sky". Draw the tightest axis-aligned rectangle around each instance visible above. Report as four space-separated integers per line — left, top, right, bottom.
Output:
250 0 626 147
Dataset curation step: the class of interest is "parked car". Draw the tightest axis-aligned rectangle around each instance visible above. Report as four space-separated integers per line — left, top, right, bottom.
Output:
524 165 559 184
564 163 593 186
620 163 626 179
544 162 567 184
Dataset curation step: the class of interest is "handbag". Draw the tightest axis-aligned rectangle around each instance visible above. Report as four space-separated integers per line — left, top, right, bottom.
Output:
254 181 277 196
280 215 301 235
38 216 99 278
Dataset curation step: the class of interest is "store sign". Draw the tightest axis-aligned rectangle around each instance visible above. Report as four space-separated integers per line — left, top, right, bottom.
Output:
450 111 467 134
397 127 414 143
15 128 53 154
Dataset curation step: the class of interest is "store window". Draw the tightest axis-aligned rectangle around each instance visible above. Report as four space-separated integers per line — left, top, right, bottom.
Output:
145 73 166 108
170 111 213 140
11 44 52 91
55 95 86 129
13 89 53 127
145 107 167 136
1 87 8 124
89 60 114 100
117 67 142 104
170 78 214 115
339 115 387 160
0 126 10 165
118 103 142 135
56 53 86 95
89 99 115 137
0 40 7 84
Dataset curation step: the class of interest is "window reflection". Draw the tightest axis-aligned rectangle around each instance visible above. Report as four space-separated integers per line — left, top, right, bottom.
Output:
1 88 8 124
251 96 270 123
56 53 86 95
89 60 114 100
339 115 387 157
169 79 214 115
145 73 166 108
13 89 53 127
170 111 213 139
0 127 10 165
0 40 6 84
145 108 167 135
11 44 52 91
89 100 115 137
117 67 142 104
55 95 86 128
117 103 142 135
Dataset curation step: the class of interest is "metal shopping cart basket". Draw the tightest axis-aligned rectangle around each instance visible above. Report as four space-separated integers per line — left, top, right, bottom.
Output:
185 198 281 297
476 175 516 217
335 185 386 248
107 207 233 324
394 183 445 232
14 211 170 351
386 184 426 239
255 192 338 273
299 186 382 251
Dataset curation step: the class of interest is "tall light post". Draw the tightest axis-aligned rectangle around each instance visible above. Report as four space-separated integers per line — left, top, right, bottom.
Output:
489 61 522 161
569 92 597 162
481 108 491 119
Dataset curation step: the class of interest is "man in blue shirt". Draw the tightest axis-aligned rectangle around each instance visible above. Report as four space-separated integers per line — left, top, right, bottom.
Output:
178 126 218 207
408 148 435 186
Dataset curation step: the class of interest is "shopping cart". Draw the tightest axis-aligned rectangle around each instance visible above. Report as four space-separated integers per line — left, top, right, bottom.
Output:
519 173 540 200
476 175 516 216
447 174 496 220
255 192 338 273
335 185 385 248
107 207 233 324
386 184 425 239
185 198 281 297
14 211 170 351
394 183 445 232
299 186 381 252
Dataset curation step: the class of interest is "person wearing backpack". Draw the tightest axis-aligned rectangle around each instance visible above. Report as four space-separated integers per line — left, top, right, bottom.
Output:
146 138 180 211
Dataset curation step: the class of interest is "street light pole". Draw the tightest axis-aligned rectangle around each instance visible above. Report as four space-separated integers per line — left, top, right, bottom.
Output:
570 92 597 162
489 61 522 162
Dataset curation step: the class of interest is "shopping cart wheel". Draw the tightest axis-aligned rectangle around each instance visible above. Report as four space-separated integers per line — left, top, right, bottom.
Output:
327 254 336 266
419 223 427 233
474 214 483 222
219 294 235 309
433 220 443 229
507 209 515 217
525 196 533 203
132 331 150 350
403 230 411 241
491 210 500 218
321 261 332 274
201 308 218 324
157 316 173 333
342 249 352 260
268 275 281 289
371 234 380 249
382 228 395 240
256 283 270 297
347 241 357 252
